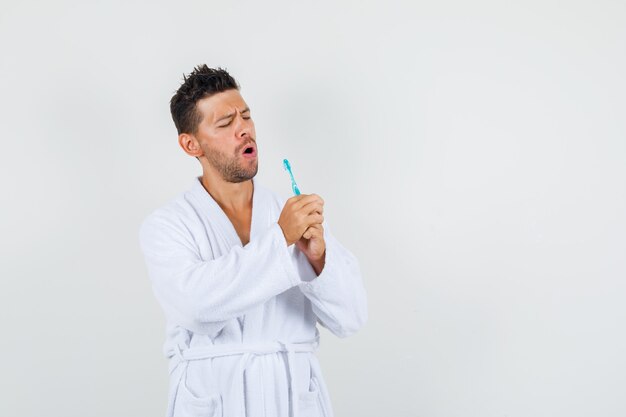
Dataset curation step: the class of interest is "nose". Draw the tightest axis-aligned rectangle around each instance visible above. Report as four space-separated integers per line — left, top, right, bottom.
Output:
235 113 253 139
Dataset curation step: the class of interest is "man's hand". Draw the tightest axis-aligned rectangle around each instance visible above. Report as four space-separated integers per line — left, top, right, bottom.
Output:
278 194 324 246
295 222 326 264
278 193 326 274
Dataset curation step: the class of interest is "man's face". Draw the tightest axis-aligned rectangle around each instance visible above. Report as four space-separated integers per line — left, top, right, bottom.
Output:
193 89 258 183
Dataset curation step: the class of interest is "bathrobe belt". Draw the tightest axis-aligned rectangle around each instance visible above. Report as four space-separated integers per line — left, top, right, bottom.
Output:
169 335 320 417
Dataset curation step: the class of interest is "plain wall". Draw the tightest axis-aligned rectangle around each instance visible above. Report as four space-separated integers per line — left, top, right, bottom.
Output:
1 1 625 416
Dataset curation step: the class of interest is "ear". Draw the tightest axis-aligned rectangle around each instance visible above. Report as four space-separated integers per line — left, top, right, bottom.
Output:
178 133 203 158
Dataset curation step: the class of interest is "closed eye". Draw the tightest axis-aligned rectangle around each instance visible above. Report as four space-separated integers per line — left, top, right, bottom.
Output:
219 116 251 128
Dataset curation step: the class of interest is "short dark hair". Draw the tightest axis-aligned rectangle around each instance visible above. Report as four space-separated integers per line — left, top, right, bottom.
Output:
169 65 240 135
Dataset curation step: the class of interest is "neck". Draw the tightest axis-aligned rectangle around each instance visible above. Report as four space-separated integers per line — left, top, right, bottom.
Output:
200 173 253 213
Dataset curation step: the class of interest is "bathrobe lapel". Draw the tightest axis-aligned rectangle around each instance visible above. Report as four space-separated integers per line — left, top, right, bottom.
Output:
190 175 266 248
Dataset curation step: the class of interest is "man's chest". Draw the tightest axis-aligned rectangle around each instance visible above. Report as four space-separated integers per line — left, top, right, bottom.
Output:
224 210 252 246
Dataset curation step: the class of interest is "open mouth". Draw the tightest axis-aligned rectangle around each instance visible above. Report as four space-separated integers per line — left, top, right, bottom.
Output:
242 145 256 156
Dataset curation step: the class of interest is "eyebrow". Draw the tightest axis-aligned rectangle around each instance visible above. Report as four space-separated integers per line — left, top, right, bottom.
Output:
215 107 250 123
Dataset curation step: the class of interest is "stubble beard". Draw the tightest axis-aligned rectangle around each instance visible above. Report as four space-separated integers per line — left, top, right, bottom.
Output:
204 146 258 183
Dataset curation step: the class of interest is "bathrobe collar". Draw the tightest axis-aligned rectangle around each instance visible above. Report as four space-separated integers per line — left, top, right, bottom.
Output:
189 175 267 247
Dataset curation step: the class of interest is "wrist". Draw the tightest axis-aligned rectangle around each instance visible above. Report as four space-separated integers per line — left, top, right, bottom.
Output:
309 250 326 275
278 222 292 246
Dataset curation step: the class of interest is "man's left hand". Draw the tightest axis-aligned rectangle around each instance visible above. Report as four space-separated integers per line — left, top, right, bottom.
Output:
296 223 326 272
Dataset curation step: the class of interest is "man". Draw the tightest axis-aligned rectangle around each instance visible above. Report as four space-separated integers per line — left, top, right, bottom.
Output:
138 64 368 417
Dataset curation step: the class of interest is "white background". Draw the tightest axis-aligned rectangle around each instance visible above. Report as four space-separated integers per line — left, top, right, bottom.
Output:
1 1 625 416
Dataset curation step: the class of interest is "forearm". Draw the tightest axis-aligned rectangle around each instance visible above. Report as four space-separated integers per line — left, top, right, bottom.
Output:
140 219 301 335
298 234 368 338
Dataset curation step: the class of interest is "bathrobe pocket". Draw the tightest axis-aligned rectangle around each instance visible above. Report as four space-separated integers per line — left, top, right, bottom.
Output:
174 364 223 417
298 375 325 417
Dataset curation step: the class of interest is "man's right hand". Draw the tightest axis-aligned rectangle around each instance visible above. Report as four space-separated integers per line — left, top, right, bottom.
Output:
278 194 324 246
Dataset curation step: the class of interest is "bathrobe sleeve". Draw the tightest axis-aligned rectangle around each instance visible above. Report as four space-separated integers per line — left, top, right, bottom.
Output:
292 222 369 338
138 211 302 336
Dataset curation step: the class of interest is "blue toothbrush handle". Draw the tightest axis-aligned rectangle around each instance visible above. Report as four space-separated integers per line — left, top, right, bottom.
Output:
283 158 302 196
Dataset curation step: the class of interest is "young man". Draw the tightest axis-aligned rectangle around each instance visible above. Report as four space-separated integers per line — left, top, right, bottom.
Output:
138 65 368 417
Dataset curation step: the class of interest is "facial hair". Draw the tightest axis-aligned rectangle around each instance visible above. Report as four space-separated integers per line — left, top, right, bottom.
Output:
203 143 258 183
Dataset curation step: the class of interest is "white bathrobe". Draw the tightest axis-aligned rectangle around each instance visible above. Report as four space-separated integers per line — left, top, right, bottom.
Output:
138 175 368 417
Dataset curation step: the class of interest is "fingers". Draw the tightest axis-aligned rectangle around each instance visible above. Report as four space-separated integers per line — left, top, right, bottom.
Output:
290 193 324 211
300 200 324 215
307 223 324 233
302 223 324 239
285 194 325 239
305 212 324 226
281 194 325 246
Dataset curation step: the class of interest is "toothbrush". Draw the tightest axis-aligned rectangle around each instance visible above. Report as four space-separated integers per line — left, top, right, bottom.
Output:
282 158 301 196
